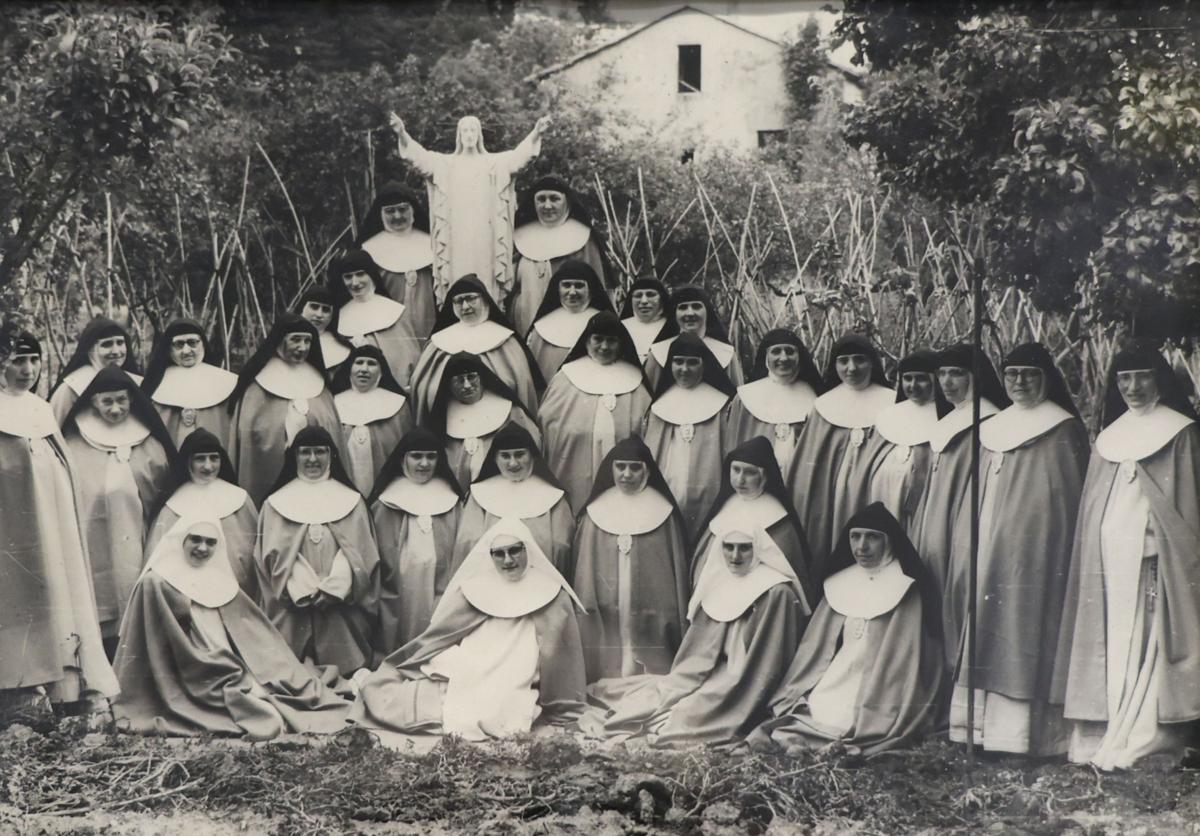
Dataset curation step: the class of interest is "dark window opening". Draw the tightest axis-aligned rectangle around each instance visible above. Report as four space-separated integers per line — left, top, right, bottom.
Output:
757 130 788 149
678 44 701 93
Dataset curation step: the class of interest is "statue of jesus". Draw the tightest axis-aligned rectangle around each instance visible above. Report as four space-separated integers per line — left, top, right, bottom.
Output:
390 112 551 310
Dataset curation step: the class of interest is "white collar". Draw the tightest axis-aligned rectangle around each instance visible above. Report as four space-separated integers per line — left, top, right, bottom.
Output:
320 332 350 368
267 478 360 524
461 567 562 618
431 320 513 354
980 400 1074 452
874 398 941 446
513 217 592 261
65 366 143 396
75 411 151 450
586 486 674 535
929 398 1000 453
649 382 729 425
689 528 804 622
1095 404 1194 463
334 388 407 426
336 294 405 337
708 493 787 536
813 384 895 429
255 357 326 400
700 565 788 622
378 476 460 516
361 229 433 272
471 475 564 518
823 560 913 619
0 391 59 439
621 316 665 360
446 391 513 439
736 378 817 424
560 357 643 395
649 335 735 370
532 306 598 348
152 364 238 409
166 479 249 520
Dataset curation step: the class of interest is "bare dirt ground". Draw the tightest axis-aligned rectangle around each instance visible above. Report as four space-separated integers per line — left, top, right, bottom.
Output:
3 720 1199 835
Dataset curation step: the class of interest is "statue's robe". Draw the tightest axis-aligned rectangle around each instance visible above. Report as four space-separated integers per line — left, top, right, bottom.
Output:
645 335 743 390
642 384 729 536
50 366 143 425
335 294 423 389
866 399 940 540
451 477 576 580
526 306 598 384
361 227 438 341
443 394 540 489
149 363 237 449
723 378 817 477
334 388 413 496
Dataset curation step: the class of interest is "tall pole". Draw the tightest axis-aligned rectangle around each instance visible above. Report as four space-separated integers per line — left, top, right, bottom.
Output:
966 255 985 765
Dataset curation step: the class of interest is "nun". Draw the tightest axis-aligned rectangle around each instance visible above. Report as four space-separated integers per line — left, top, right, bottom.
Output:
619 276 670 363
538 311 651 512
1053 343 1200 770
296 286 352 374
0 330 119 710
784 333 894 579
256 427 381 676
140 318 238 447
145 428 260 602
724 329 824 474
356 181 437 340
947 342 1089 756
511 173 607 337
642 334 735 533
581 528 807 747
331 344 414 495
572 437 690 682
350 518 587 741
644 286 743 389
408 275 542 424
368 428 465 651
49 316 143 424
114 516 350 739
227 314 345 506
62 366 175 644
328 250 422 388
427 351 541 489
451 422 576 579
867 349 951 535
525 259 615 383
750 503 944 756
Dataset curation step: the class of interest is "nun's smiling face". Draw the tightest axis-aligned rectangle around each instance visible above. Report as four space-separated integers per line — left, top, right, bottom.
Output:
91 389 130 424
381 202 414 234
3 354 40 393
938 366 972 406
342 269 374 301
452 292 486 325
489 534 529 582
535 190 568 225
901 371 934 405
586 333 621 366
670 355 703 389
765 343 799 383
1003 366 1045 408
183 524 221 566
277 333 313 365
558 278 590 313
301 301 333 332
721 535 756 576
297 445 331 481
449 370 483 404
613 459 648 494
496 447 534 482
631 289 662 323
189 452 222 485
849 528 889 569
835 353 872 390
170 334 204 368
1116 369 1159 410
730 461 766 499
403 450 438 484
676 301 707 336
90 335 127 369
350 356 382 393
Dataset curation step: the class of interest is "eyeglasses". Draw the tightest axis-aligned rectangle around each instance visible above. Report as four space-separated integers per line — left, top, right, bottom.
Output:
171 337 202 350
1003 368 1043 382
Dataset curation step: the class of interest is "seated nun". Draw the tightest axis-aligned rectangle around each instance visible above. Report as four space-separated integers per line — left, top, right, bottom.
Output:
350 518 587 741
295 286 353 375
691 436 817 607
0 330 118 711
62 366 175 646
49 316 143 424
581 528 808 747
749 503 944 756
724 329 824 475
140 318 238 448
1053 342 1200 770
114 516 350 739
427 351 541 489
525 259 615 383
228 314 345 505
256 427 381 675
644 286 743 390
331 344 414 495
145 428 260 602
368 428 465 651
451 422 576 579
328 250 422 388
784 333 894 579
408 275 543 424
355 181 437 340
618 277 670 363
642 333 735 533
573 436 690 682
867 349 951 536
538 311 651 512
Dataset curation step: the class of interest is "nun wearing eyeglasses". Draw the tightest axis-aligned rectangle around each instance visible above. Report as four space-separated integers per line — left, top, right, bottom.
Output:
331 344 414 495
49 316 143 424
256 427 381 676
356 181 437 341
580 528 807 747
350 518 587 740
572 437 690 682
618 277 670 363
946 342 1089 756
295 286 353 375
538 311 651 513
368 428 465 651
643 286 743 390
525 259 615 384
114 516 350 739
1052 342 1200 770
749 503 944 756
140 319 238 448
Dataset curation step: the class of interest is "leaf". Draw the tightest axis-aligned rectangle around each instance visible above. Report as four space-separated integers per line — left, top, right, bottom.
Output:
167 116 189 132
146 74 158 93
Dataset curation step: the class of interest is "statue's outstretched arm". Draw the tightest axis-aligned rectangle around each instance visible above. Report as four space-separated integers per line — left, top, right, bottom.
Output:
506 115 551 176
391 111 437 176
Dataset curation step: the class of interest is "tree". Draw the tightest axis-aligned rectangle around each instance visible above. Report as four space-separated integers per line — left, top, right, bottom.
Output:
782 18 825 121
